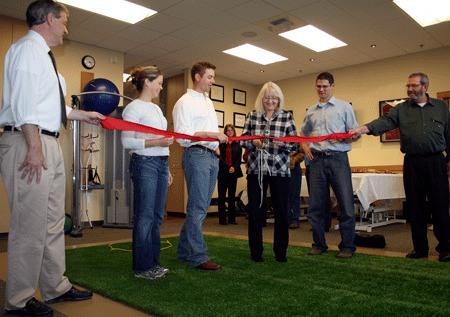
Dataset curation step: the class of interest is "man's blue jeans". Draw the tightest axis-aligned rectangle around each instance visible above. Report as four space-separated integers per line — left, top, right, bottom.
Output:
130 154 169 273
178 147 219 267
307 152 356 253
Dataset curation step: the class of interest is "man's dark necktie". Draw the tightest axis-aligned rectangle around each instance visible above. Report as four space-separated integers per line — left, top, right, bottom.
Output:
48 51 67 128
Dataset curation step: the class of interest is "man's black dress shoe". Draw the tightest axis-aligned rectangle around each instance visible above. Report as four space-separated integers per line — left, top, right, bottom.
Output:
5 297 53 316
405 250 428 259
45 286 93 304
438 252 450 262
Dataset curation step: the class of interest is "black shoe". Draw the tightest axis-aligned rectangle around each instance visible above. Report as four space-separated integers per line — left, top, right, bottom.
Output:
45 286 93 304
438 252 450 262
405 250 428 259
276 257 287 262
5 298 53 316
219 221 228 225
251 256 264 262
228 221 238 225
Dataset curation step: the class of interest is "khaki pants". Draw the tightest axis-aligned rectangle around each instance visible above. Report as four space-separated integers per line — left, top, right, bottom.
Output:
0 132 71 309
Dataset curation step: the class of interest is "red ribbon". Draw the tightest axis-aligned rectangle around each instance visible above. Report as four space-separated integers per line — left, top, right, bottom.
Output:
100 116 352 143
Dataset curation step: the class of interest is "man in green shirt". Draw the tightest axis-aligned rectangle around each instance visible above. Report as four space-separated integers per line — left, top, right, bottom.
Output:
350 72 450 262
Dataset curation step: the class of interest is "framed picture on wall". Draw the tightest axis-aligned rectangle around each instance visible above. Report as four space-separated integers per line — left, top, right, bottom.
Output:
379 98 406 142
215 110 224 128
210 84 224 102
233 89 246 106
233 112 246 128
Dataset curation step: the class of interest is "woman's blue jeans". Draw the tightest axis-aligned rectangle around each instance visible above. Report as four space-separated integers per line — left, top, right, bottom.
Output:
130 154 169 273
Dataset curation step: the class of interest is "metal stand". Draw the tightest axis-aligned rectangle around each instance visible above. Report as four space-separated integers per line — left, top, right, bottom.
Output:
71 95 83 237
355 204 406 233
70 93 134 237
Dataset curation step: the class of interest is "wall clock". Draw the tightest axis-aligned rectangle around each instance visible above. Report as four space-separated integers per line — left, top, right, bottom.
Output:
81 55 95 69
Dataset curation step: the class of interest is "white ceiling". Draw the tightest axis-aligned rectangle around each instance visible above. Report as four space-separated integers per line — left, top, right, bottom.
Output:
0 0 449 85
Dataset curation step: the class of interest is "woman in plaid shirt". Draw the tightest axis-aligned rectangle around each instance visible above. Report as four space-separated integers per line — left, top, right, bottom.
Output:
241 82 298 262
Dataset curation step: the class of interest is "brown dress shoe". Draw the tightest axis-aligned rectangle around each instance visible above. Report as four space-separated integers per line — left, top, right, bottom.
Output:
307 248 325 255
195 260 222 270
337 249 353 259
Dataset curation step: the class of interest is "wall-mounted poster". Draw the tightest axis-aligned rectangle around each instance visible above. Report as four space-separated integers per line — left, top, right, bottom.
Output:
215 110 224 128
210 84 224 102
233 112 246 128
233 89 246 106
379 98 406 142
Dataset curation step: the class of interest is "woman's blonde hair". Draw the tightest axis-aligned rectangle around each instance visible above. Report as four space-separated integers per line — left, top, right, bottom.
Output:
254 81 285 114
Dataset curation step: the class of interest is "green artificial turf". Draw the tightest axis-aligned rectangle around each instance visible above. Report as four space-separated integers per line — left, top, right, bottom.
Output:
65 236 450 317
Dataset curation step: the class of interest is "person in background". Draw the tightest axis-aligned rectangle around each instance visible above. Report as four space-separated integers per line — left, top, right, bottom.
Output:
121 66 174 280
0 1 104 315
288 147 304 229
217 124 243 225
173 61 228 270
350 72 450 262
241 82 298 262
301 72 359 259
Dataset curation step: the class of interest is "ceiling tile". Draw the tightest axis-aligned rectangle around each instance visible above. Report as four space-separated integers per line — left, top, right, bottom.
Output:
116 26 164 44
195 12 250 34
196 0 252 11
227 0 284 23
263 0 319 11
149 35 190 51
137 13 189 34
96 37 142 53
170 24 220 42
290 0 346 24
162 0 219 22
126 44 168 59
77 15 129 36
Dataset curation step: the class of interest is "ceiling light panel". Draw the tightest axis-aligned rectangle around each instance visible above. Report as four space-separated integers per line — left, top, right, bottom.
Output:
223 44 288 65
279 25 347 52
60 0 157 24
393 0 450 27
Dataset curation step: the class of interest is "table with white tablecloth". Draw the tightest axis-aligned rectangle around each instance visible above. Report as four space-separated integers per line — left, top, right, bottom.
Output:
301 173 406 232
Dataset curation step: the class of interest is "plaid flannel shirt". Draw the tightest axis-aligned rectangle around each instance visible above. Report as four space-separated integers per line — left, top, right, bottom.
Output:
241 110 298 177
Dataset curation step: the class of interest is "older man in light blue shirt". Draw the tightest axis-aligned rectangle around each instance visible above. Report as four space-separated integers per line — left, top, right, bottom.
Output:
301 72 359 259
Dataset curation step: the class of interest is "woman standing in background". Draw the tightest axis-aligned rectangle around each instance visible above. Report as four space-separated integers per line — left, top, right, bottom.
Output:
217 124 243 225
121 66 174 280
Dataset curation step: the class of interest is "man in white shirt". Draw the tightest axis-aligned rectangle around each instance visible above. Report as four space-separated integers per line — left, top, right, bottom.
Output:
173 61 228 270
0 1 104 316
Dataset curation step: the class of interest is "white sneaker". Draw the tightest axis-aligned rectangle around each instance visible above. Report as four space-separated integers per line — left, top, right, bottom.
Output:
135 269 165 280
155 265 170 276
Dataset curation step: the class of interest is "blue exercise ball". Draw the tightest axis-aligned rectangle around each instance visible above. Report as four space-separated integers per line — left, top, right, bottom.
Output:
81 78 120 115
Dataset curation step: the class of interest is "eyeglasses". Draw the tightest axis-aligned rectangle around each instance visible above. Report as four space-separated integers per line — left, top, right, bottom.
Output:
405 84 422 88
263 96 279 101
316 85 330 89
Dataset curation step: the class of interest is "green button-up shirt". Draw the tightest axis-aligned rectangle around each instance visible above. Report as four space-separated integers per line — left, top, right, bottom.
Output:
366 95 450 157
